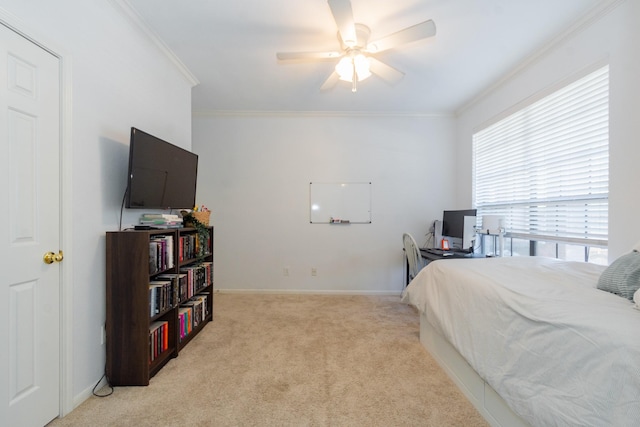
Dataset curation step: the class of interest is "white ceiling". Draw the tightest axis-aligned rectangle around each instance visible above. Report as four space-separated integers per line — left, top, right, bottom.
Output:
125 0 605 114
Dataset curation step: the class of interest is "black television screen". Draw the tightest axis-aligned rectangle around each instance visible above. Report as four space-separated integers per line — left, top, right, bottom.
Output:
125 127 198 210
442 209 477 239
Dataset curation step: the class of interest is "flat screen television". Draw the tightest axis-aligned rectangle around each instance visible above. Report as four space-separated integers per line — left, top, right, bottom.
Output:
125 127 198 210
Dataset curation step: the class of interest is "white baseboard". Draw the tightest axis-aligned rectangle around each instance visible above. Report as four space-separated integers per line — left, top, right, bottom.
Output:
72 375 111 411
215 288 402 296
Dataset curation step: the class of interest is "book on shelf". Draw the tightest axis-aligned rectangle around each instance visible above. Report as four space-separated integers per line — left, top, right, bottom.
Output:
149 235 174 274
149 321 169 363
196 291 211 317
155 274 181 307
181 299 204 328
178 307 192 340
179 264 210 299
179 234 198 261
178 292 210 341
149 280 173 317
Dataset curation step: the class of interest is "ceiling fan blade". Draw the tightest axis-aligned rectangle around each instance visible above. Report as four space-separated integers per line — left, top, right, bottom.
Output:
327 0 357 47
277 51 341 62
320 71 340 91
369 58 405 85
367 20 436 53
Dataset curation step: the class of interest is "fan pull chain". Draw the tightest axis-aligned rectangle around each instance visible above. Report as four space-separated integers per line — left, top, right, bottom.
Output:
352 65 357 92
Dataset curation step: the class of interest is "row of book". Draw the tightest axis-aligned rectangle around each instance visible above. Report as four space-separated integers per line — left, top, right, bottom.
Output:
149 263 213 318
149 278 178 317
179 292 210 342
149 321 169 364
149 230 212 276
180 262 213 299
179 233 211 261
149 235 174 274
149 292 211 363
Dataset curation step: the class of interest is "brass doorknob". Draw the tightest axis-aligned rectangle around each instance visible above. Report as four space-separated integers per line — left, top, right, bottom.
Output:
43 250 64 264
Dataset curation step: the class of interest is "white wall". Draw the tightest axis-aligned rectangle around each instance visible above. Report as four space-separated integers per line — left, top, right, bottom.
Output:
455 0 640 260
0 0 193 407
193 114 456 293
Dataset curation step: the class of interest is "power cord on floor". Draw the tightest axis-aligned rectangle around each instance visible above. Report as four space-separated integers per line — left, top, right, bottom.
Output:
92 363 114 397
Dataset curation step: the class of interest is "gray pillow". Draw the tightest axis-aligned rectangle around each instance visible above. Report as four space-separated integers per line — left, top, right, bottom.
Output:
598 250 640 300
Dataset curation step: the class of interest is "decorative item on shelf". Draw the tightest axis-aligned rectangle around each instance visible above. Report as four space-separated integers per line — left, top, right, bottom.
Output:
478 215 505 257
190 211 210 226
481 215 504 235
180 205 211 261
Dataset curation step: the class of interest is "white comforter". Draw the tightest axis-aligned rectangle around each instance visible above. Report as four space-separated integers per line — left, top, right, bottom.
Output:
402 256 640 427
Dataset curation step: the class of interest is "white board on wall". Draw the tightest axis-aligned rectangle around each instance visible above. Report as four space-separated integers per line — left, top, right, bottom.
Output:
309 182 371 224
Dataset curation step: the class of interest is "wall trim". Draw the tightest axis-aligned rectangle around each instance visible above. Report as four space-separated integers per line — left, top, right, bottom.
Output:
215 289 403 297
455 0 625 116
109 0 200 87
192 109 453 119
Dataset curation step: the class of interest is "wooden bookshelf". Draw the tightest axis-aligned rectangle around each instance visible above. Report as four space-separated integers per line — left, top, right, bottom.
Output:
106 226 214 386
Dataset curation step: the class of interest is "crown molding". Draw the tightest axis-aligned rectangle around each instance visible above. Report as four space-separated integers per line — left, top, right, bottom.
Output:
455 0 625 116
109 0 199 87
192 109 453 118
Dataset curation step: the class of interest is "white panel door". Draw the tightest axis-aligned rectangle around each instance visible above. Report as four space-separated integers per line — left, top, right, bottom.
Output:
0 23 61 426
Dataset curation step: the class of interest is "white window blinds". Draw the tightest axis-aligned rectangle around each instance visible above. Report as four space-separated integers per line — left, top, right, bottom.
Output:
473 65 609 246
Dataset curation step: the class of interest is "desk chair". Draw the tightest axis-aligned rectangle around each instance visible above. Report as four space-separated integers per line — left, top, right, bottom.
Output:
403 233 425 284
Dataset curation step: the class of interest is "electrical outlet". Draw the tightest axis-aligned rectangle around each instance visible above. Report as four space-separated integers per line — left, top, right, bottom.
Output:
311 267 317 276
283 267 289 277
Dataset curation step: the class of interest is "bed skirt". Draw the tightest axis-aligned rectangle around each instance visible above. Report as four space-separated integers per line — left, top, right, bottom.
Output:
419 312 530 427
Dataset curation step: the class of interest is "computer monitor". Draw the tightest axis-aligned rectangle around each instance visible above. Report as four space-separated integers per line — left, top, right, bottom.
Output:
442 209 477 251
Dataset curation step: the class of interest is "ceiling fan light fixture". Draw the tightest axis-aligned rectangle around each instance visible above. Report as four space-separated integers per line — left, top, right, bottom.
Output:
335 53 371 82
276 0 436 92
353 54 371 80
335 56 354 82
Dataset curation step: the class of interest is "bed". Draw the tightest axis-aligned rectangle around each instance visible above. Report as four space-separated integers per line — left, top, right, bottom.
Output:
401 256 640 427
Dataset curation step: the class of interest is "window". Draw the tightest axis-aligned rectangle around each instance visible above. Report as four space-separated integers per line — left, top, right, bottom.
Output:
473 65 609 263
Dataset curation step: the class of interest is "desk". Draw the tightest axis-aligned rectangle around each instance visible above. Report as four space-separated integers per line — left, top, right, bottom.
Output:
404 249 485 286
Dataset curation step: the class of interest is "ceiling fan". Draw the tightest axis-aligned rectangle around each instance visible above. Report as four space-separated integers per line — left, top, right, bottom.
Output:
276 0 436 92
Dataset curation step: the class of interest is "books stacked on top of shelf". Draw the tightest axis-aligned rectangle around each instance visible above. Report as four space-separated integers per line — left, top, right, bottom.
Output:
178 292 210 341
149 235 174 274
139 213 183 229
149 320 169 363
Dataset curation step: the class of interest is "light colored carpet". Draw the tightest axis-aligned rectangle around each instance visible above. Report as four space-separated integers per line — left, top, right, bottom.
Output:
49 293 488 426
